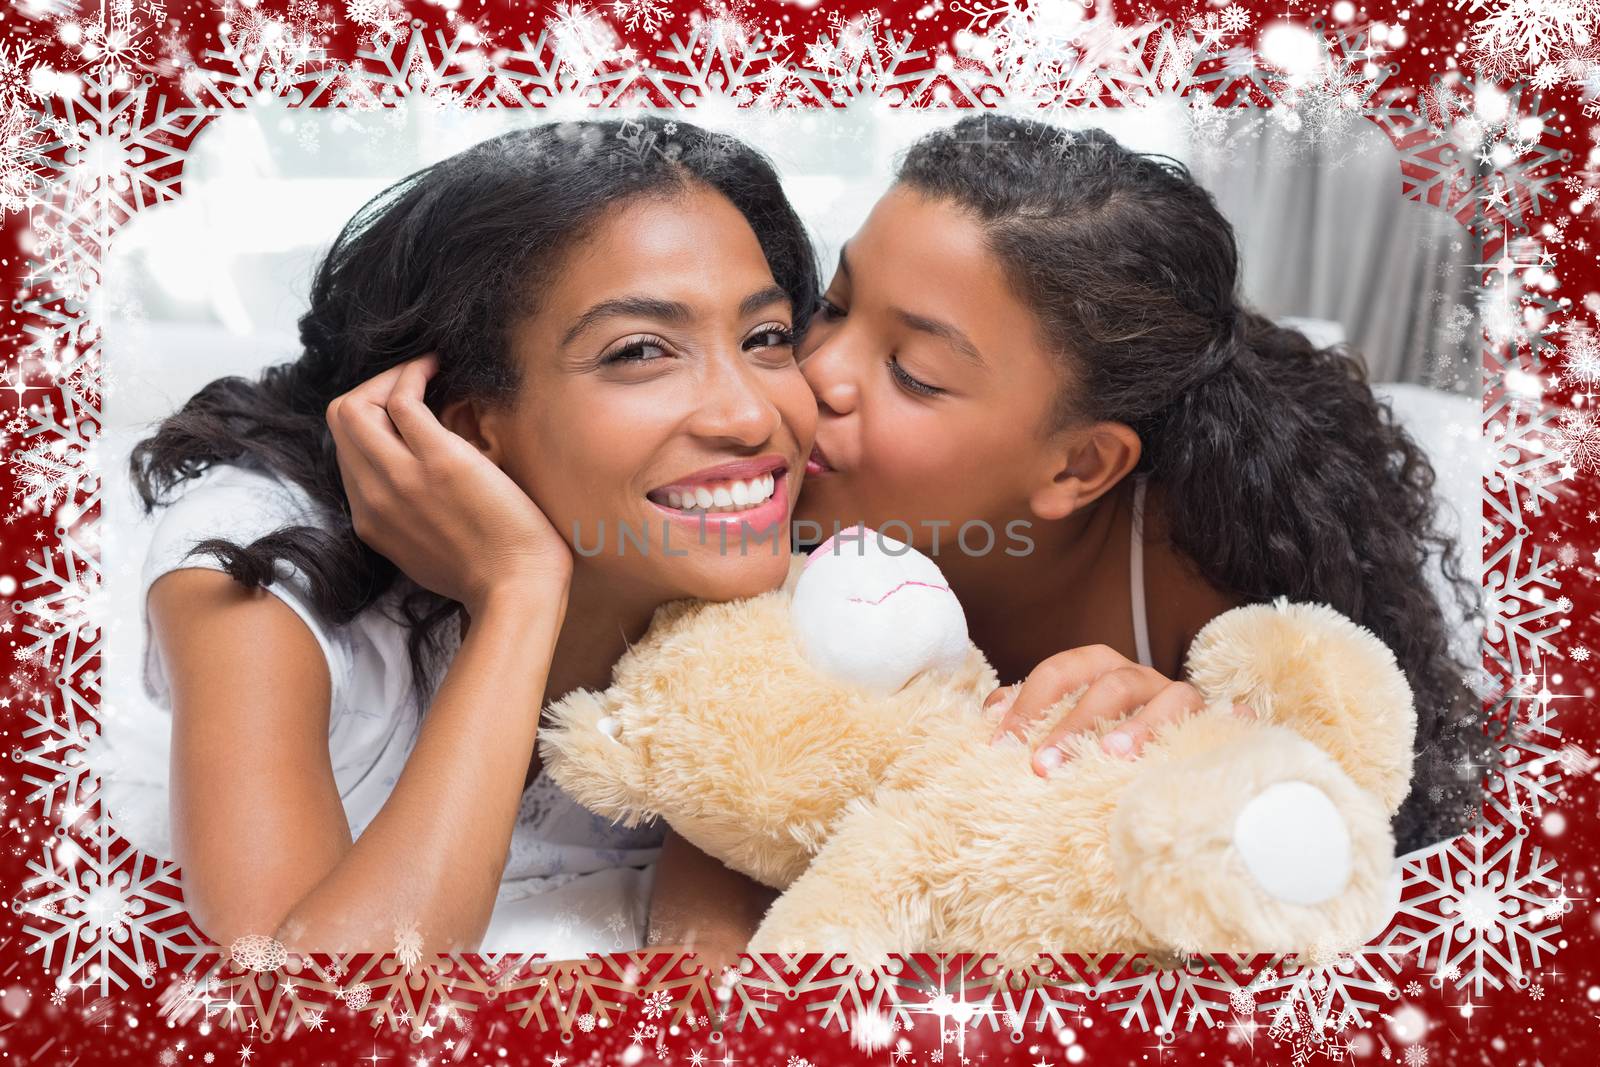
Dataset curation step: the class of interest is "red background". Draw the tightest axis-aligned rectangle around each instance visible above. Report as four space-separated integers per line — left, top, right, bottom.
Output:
1 0 1595 1064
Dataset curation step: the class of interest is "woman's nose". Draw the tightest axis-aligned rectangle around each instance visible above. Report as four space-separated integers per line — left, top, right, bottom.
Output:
690 354 781 446
800 335 859 416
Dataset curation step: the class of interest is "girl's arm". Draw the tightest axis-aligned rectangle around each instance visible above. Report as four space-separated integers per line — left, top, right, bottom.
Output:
647 828 778 969
154 566 568 953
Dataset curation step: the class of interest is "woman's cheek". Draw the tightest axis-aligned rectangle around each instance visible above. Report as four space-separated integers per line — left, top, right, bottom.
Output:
775 365 819 444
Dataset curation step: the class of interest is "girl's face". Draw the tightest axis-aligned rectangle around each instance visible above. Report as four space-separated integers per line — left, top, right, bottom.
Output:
472 184 816 603
794 185 1066 554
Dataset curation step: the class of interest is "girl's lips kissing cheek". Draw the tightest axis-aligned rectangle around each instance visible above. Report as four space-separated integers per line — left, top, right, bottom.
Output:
806 442 837 476
645 455 792 529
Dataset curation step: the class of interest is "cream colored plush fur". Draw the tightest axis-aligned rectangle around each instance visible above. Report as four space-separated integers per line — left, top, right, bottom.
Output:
540 556 1416 968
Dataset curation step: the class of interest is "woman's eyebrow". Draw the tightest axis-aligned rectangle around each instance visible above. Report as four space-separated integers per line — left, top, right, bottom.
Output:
562 296 692 346
740 284 791 317
562 287 792 347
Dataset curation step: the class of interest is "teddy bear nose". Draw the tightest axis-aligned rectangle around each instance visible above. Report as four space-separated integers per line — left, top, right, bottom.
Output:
790 527 970 693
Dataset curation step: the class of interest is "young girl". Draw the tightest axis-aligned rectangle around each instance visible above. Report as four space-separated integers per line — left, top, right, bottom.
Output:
120 117 819 956
647 114 1485 959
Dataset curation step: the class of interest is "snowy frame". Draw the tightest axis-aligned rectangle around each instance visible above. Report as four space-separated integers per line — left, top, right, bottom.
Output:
0 0 1586 1057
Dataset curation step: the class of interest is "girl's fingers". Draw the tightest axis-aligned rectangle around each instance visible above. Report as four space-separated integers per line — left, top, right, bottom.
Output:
1089 680 1207 762
988 644 1130 745
1029 666 1167 775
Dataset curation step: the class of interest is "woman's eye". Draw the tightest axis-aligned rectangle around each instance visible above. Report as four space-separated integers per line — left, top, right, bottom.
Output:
602 338 670 365
744 325 795 351
888 356 943 397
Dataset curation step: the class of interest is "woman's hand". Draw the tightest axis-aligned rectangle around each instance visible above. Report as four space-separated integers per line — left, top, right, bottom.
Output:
984 645 1254 776
325 354 572 615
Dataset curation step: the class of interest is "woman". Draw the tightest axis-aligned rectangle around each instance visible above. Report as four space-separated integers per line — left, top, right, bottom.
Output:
646 114 1486 959
126 116 818 955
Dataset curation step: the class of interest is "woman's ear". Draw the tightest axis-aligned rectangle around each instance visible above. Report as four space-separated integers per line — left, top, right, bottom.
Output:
1028 421 1142 521
439 398 504 462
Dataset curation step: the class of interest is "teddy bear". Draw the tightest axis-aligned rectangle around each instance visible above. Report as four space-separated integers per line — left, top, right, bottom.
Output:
539 526 1416 967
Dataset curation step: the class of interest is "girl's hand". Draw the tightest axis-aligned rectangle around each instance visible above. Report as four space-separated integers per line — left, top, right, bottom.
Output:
984 645 1254 776
325 354 572 615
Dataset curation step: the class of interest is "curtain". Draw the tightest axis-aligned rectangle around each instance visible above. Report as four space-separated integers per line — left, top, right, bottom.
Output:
1186 115 1484 392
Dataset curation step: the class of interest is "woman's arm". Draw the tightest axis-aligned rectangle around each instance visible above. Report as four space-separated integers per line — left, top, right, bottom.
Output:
647 829 778 969
155 566 568 953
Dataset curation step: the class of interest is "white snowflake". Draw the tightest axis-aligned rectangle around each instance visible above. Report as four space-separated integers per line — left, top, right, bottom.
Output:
394 923 424 972
10 387 99 517
1470 0 1595 74
1561 322 1600 391
17 818 204 994
1253 929 1424 1032
1218 4 1252 34
1093 956 1246 1032
1397 821 1563 995
14 532 104 687
611 0 669 34
15 683 102 827
1483 531 1562 683
641 988 671 1019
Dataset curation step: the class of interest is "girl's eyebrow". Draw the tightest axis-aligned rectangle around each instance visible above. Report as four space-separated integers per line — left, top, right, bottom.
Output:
838 241 983 367
894 309 987 368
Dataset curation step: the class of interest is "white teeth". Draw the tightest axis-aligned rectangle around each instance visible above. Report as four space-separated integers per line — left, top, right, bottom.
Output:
656 473 780 513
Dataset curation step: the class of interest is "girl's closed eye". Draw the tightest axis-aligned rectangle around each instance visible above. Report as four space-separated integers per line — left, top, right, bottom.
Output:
889 355 943 397
816 296 846 321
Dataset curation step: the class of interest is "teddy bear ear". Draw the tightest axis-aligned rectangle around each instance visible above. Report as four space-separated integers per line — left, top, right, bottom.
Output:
538 688 655 827
789 525 970 694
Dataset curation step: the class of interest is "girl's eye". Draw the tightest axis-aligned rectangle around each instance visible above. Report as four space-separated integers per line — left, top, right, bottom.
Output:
816 296 846 320
888 356 943 397
601 337 671 365
744 324 795 351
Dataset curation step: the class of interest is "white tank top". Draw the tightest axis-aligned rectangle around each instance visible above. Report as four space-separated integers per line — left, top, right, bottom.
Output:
1130 474 1154 669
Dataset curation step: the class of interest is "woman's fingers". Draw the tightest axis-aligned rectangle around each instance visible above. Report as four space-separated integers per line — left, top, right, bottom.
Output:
383 354 445 458
987 644 1129 745
1029 666 1169 775
332 385 414 480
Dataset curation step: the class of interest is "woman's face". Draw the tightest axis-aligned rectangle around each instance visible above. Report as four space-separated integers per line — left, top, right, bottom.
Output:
480 184 816 603
794 185 1065 556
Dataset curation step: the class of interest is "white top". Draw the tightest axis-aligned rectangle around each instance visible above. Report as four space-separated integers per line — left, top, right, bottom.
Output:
1130 474 1153 670
88 461 664 955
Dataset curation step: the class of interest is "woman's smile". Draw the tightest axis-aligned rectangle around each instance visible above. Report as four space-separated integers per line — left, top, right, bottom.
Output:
645 454 793 529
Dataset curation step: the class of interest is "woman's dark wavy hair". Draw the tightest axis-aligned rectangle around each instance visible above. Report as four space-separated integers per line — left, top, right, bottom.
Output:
131 117 819 701
897 115 1487 852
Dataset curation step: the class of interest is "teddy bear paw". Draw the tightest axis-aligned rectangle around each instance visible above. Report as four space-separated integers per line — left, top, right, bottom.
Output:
1231 780 1352 905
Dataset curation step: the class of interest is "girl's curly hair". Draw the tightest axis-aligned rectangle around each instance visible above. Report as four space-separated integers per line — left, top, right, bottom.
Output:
898 115 1487 852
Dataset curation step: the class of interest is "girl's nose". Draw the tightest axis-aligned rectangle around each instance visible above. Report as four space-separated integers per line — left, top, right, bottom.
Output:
801 338 860 417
